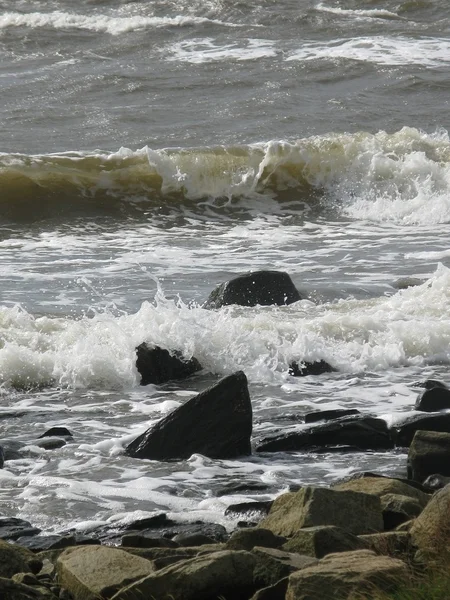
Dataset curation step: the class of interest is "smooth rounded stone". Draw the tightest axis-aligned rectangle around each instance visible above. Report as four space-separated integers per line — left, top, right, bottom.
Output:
282 526 369 558
285 549 409 600
38 428 73 439
204 270 302 309
0 538 41 578
226 528 287 551
0 576 57 600
415 387 450 412
125 371 252 460
380 494 424 530
408 430 450 483
57 545 156 600
121 534 179 549
258 486 383 537
135 343 202 386
358 532 412 560
256 416 393 453
410 483 450 563
422 473 450 491
333 476 431 509
110 550 257 600
288 360 336 377
0 517 42 541
32 438 66 450
303 409 360 424
224 500 273 519
392 412 450 447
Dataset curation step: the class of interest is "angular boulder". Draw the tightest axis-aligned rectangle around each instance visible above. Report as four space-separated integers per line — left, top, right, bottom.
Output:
110 550 257 600
282 525 368 558
125 371 252 460
408 430 450 483
380 494 424 530
359 532 412 560
410 483 450 563
136 344 201 386
392 413 450 447
56 545 156 599
256 416 393 453
258 486 383 536
415 386 450 412
0 539 40 578
204 270 301 309
226 528 286 552
285 549 409 600
303 409 360 424
333 476 430 508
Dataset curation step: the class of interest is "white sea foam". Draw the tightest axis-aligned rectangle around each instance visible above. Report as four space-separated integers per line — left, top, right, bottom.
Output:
316 3 402 21
167 38 277 63
0 11 241 36
287 36 450 67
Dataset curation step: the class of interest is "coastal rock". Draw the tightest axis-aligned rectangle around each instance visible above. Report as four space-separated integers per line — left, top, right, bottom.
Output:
0 517 41 541
56 545 156 599
125 371 252 460
250 577 289 600
258 486 383 536
110 550 257 600
415 386 450 412
285 549 409 600
256 416 393 453
303 409 360 424
135 343 202 386
0 538 41 578
204 270 301 309
380 494 424 530
120 535 178 549
422 473 450 491
224 500 273 520
410 483 450 563
288 360 336 377
38 428 73 439
226 528 287 551
333 476 430 508
358 532 412 560
282 525 369 558
408 430 450 483
391 413 450 446
412 379 448 390
0 577 57 600
251 546 317 589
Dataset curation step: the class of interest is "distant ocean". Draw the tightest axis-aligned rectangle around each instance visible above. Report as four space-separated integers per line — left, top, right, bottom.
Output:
1 0 450 536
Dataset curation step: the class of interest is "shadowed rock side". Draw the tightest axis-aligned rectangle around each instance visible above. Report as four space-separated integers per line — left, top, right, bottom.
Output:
125 371 252 460
204 270 302 309
415 386 450 412
136 343 202 385
408 430 450 483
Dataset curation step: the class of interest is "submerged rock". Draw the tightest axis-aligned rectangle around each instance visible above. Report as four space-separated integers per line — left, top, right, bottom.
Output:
136 343 202 386
415 386 450 412
288 360 336 377
204 270 301 309
125 371 252 460
391 413 450 447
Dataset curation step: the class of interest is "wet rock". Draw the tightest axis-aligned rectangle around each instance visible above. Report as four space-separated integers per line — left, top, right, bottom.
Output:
57 545 156 599
123 513 171 531
333 476 430 508
226 528 287 552
422 473 450 491
286 549 409 600
391 412 450 446
303 408 360 423
0 517 42 541
0 446 4 468
282 525 369 558
258 486 383 537
288 360 336 377
204 270 301 309
216 481 270 496
412 379 448 390
408 430 450 483
415 386 450 412
39 428 73 439
32 438 66 450
224 501 273 520
136 343 202 386
15 535 80 553
256 416 393 453
121 535 178 549
392 277 425 290
171 532 215 547
125 371 252 460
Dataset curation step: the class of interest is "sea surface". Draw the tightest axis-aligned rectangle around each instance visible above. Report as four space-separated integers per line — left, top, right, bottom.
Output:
1 0 450 537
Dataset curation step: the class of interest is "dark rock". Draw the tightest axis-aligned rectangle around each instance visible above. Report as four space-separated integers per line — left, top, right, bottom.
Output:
33 438 66 450
216 481 270 496
289 360 336 377
256 416 393 453
39 428 73 438
224 501 273 519
204 270 301 309
226 528 286 551
304 409 360 423
392 413 450 447
415 387 450 412
282 525 369 558
250 576 288 600
408 430 450 483
412 379 448 390
1 440 24 461
171 533 214 546
393 277 425 290
0 517 41 541
136 343 202 386
422 473 450 491
125 371 252 460
0 446 4 468
15 535 77 552
123 514 171 531
121 534 179 548
381 494 424 530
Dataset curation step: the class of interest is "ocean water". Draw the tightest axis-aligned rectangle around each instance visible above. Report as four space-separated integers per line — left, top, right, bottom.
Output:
1 0 450 536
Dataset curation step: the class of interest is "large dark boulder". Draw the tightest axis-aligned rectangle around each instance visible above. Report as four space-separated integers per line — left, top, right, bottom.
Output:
304 409 360 424
391 413 450 447
204 271 301 309
136 344 202 385
289 360 336 377
256 416 393 453
408 430 450 483
415 387 450 412
125 371 252 460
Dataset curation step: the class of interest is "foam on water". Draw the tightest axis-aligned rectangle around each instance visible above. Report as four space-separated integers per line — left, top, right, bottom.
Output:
167 38 277 63
316 3 403 21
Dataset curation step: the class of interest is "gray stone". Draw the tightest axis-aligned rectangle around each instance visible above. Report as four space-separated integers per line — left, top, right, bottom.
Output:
282 525 369 558
226 528 287 551
408 430 450 483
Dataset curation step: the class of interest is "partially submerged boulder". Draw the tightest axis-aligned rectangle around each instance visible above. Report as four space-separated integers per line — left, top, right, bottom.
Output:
303 409 360 424
204 270 301 309
285 549 409 600
256 416 393 453
391 413 450 447
408 430 450 483
415 386 450 412
136 344 201 386
125 371 252 460
258 486 383 537
288 360 336 377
